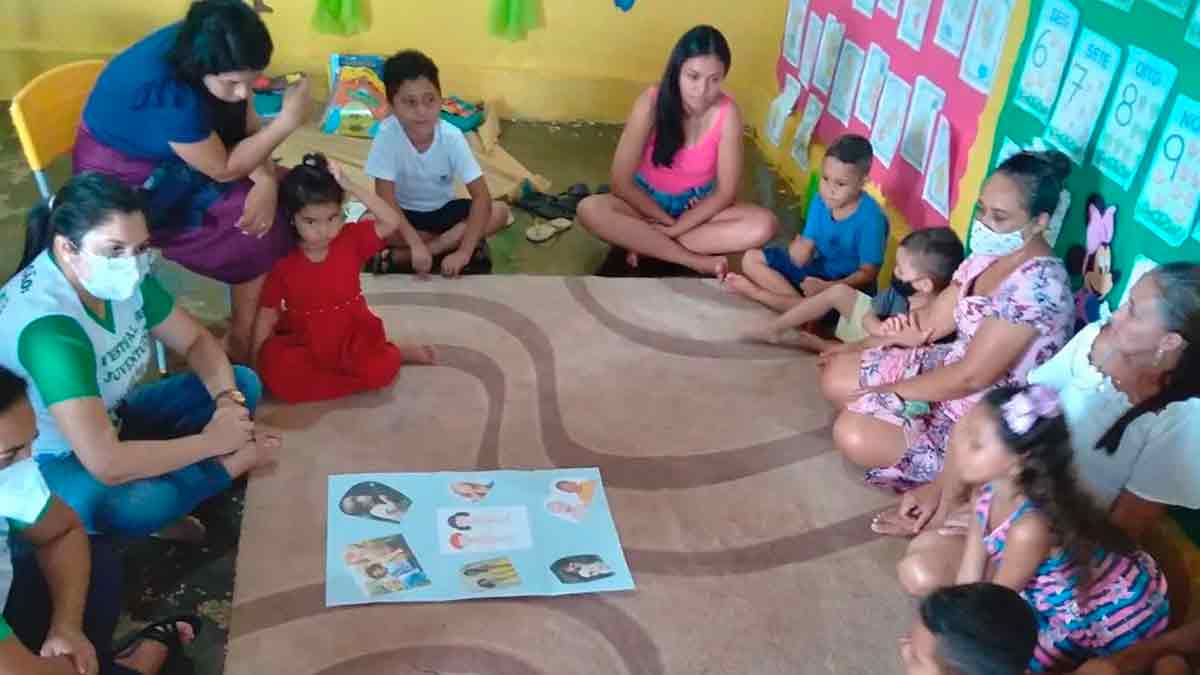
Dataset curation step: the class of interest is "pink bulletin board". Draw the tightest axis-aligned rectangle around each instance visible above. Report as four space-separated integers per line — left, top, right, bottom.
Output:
776 0 992 230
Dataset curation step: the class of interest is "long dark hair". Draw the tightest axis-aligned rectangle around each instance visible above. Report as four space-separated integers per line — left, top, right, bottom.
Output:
167 0 273 147
985 385 1134 590
919 583 1038 675
651 25 731 168
994 150 1072 219
279 153 344 225
16 173 147 274
1097 262 1200 453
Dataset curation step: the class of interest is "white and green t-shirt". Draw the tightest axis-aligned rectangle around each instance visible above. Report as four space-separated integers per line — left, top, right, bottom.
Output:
0 458 53 641
0 251 174 457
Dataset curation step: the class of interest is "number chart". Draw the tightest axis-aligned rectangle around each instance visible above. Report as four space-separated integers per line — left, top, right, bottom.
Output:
992 0 1200 309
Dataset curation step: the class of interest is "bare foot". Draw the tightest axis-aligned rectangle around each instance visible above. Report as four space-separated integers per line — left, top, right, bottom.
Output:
114 621 197 675
218 433 280 478
714 258 729 281
722 273 759 298
625 251 639 268
744 322 783 344
399 343 437 365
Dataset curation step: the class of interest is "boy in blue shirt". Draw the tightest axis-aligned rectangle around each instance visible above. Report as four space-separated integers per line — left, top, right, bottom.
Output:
726 134 888 312
366 50 510 277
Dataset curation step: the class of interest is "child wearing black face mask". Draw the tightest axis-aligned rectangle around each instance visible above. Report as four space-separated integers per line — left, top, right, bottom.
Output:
748 228 963 352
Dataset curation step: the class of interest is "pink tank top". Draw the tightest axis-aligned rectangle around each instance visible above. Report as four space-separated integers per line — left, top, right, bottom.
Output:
636 91 731 194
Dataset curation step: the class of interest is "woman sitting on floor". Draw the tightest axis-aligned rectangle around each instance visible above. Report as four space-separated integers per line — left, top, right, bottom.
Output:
576 24 777 276
819 151 1075 492
0 173 276 540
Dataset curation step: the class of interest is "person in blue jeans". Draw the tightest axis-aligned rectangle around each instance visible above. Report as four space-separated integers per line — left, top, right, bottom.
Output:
726 134 888 312
0 172 278 541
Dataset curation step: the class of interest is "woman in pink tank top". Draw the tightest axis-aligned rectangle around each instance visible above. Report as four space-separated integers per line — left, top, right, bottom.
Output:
577 25 777 276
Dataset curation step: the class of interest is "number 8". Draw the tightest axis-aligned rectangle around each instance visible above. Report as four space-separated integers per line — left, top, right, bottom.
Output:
1114 83 1137 127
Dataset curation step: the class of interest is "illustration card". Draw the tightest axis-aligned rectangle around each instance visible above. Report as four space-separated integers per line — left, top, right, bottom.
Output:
791 94 826 171
812 15 845 95
798 12 824 88
1135 94 1200 247
1093 47 1178 190
922 115 953 218
959 0 1013 94
1045 28 1121 164
900 76 947 171
828 40 866 125
897 0 933 51
933 0 976 57
869 72 912 169
855 43 891 128
1014 0 1080 123
782 0 811 67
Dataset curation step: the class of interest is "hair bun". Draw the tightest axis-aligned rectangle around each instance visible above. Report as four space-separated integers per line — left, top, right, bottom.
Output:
301 152 329 170
1036 150 1072 182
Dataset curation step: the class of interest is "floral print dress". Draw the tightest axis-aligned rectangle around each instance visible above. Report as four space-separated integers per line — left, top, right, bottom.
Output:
848 254 1073 491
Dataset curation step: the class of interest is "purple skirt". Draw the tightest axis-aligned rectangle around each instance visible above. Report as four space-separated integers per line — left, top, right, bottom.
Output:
73 126 294 285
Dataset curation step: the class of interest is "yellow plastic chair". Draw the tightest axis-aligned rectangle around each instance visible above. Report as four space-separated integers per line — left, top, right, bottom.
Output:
10 60 169 374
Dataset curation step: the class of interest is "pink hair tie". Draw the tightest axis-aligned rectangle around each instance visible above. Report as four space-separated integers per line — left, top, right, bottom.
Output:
1001 385 1061 435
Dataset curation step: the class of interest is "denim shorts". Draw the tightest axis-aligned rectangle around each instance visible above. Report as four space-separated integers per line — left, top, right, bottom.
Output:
634 174 715 218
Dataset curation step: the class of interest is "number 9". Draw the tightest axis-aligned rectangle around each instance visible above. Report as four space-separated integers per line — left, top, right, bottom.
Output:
1162 134 1184 182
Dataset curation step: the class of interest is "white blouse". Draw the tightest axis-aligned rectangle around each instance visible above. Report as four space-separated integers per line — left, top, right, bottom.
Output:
1028 321 1200 510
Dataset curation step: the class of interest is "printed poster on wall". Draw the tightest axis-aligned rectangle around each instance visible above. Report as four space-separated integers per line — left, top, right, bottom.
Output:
798 13 824 87
325 469 635 606
869 72 912 168
1187 3 1200 48
877 0 901 19
791 94 826 171
1144 0 1191 18
897 0 934 51
855 43 891 127
1045 28 1121 164
1014 0 1080 123
765 75 803 147
1093 46 1178 191
1097 0 1133 9
1135 94 1200 247
900 76 947 171
812 15 845 95
933 0 977 57
853 0 877 18
782 0 811 67
829 40 866 125
922 114 952 218
959 0 1013 94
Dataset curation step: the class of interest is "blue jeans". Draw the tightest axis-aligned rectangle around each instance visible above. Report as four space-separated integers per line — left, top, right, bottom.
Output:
634 173 715 218
37 367 262 536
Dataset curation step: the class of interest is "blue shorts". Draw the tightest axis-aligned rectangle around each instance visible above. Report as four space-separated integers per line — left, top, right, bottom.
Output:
635 174 715 218
761 246 834 290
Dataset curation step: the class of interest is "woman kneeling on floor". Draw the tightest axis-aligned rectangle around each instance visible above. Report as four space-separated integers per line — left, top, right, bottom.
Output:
576 25 777 276
0 173 276 540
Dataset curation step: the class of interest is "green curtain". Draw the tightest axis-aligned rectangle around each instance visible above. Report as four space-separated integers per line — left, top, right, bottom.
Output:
488 0 543 41
313 0 368 36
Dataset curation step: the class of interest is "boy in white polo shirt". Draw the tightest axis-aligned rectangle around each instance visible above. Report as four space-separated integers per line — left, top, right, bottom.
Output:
366 50 511 277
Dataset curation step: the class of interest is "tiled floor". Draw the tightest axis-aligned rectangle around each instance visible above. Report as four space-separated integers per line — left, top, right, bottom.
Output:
0 113 803 674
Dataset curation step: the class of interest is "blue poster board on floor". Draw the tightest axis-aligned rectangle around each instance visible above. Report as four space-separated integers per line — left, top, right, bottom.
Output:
325 468 635 606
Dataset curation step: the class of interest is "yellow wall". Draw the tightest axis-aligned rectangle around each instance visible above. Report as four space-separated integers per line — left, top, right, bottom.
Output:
2 0 786 126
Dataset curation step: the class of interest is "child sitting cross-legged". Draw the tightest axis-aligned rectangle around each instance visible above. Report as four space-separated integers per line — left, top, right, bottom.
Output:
725 133 888 309
748 227 963 352
252 153 436 403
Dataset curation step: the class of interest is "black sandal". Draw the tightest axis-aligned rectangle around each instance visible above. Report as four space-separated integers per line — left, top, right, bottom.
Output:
114 615 202 675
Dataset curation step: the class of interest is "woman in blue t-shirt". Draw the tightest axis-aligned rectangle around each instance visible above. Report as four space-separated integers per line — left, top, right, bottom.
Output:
73 0 309 364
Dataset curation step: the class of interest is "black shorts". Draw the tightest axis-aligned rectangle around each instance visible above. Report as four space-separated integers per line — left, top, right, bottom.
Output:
402 199 472 234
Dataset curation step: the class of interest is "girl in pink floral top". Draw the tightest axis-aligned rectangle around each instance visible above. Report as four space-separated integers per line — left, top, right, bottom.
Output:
821 151 1075 492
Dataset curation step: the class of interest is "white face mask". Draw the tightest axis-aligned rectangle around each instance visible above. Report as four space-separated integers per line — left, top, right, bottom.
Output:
72 249 150 302
969 219 1027 257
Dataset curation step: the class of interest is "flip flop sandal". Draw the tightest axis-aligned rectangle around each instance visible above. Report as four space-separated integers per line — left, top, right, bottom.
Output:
524 218 573 243
114 615 203 675
595 184 611 194
515 187 576 220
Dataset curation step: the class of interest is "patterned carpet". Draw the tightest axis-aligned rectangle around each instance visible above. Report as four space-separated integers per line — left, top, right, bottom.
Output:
226 275 911 675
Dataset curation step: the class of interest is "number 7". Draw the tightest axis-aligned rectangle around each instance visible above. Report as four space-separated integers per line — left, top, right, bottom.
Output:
1064 63 1089 105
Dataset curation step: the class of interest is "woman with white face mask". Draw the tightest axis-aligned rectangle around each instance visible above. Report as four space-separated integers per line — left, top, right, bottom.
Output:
0 173 278 540
819 151 1074 493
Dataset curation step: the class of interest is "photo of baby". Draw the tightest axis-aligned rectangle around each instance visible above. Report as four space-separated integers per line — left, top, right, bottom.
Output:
544 477 597 523
339 481 412 523
550 554 615 584
344 534 431 597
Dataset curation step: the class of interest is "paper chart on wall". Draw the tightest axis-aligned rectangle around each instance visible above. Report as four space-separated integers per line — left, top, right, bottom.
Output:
877 0 901 19
855 43 891 128
782 0 811 67
1135 94 1200 247
812 15 845 95
933 0 976 57
765 75 803 147
1045 28 1121 164
897 0 933 51
869 72 912 169
853 0 876 17
1186 3 1200 49
1097 0 1133 9
828 40 866 125
959 0 1012 95
1013 0 1079 123
900 76 946 171
798 12 824 88
1145 0 1191 18
922 115 952 218
1093 47 1178 191
791 94 826 171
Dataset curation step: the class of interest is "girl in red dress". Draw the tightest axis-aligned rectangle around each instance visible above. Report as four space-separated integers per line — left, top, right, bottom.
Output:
252 153 435 402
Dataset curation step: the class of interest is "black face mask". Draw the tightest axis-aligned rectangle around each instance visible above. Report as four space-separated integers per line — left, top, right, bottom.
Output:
891 277 919 298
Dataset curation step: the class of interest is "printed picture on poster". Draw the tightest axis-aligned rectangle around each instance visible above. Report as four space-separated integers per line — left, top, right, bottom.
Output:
877 0 901 18
791 94 826 171
765 75 803 147
338 480 412 523
1135 94 1200 247
1093 47 1177 191
897 0 933 51
828 40 866 125
798 12 824 87
922 115 952 218
854 44 890 128
1013 0 1079 123
900 76 946 171
811 15 845 95
932 0 976 57
869 72 911 168
1066 194 1120 331
1045 28 1121 164
782 0 811 67
959 0 1013 95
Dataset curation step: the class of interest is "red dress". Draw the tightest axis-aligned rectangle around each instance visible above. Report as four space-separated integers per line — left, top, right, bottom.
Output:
257 219 403 402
